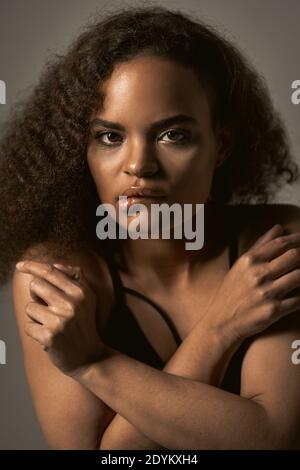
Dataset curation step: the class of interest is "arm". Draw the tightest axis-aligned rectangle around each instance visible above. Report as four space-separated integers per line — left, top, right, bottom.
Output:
16 209 300 449
99 208 300 449
14 262 236 451
12 245 118 450
12 247 229 449
99 320 241 449
13 245 235 450
77 312 300 450
93 215 300 449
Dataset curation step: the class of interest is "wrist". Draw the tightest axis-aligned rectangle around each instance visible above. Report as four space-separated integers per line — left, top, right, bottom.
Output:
68 343 113 383
164 313 244 384
197 313 244 352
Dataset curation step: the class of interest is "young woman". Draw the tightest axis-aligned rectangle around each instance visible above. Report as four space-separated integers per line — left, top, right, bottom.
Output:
2 6 300 449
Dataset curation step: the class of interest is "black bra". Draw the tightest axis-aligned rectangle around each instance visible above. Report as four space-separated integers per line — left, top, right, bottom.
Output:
101 214 249 394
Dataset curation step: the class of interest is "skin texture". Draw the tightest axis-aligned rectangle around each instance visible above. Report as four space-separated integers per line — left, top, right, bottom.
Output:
88 55 228 211
2 6 299 285
12 56 300 449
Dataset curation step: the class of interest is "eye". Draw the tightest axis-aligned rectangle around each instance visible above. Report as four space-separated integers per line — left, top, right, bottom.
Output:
159 129 191 144
94 131 123 145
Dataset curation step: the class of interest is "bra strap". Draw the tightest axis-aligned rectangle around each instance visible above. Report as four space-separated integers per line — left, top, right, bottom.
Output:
123 286 182 346
102 243 127 305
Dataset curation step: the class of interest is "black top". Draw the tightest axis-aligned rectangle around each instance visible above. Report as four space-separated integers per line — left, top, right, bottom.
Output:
101 215 250 395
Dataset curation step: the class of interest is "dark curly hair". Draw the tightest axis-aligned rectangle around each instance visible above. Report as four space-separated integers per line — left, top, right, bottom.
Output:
0 5 299 283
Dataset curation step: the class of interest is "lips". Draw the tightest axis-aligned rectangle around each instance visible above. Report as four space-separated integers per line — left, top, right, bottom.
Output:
120 186 167 198
117 186 167 209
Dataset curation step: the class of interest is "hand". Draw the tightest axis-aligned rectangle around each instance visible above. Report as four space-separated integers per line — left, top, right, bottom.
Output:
202 224 300 341
15 260 105 378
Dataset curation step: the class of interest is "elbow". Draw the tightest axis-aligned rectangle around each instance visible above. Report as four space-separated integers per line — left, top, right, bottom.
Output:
99 432 117 450
48 442 100 450
46 437 102 450
98 421 116 450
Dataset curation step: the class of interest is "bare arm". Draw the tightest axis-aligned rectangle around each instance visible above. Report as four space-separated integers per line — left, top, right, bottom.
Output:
99 208 300 449
92 216 300 449
77 313 300 450
15 206 300 449
14 261 239 450
99 320 240 449
12 246 117 450
13 245 236 450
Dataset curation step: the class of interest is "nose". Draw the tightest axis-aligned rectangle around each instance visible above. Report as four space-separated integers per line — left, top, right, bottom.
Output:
123 140 159 177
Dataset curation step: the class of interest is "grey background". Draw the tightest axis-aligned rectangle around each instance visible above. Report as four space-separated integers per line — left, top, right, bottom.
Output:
0 0 299 449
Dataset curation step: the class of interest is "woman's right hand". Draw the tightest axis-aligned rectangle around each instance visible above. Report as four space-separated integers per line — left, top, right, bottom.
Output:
202 224 300 342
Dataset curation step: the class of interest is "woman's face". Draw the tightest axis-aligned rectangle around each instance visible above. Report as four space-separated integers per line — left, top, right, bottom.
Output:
87 55 228 228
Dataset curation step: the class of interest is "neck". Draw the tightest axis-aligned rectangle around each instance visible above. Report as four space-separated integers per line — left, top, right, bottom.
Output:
112 202 228 283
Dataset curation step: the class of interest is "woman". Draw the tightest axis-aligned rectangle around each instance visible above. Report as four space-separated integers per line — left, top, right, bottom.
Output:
2 6 300 449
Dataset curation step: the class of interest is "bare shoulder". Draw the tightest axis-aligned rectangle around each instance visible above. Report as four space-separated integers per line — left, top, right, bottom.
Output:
12 240 114 335
13 239 113 283
229 203 300 255
232 204 300 447
11 240 116 449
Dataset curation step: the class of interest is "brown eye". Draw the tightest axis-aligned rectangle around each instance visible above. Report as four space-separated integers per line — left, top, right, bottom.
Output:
94 131 123 145
160 129 190 144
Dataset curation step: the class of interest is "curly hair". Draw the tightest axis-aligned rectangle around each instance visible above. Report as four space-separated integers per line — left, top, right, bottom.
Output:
0 5 299 283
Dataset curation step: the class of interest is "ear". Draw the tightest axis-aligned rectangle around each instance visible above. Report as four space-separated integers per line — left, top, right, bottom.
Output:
214 125 233 169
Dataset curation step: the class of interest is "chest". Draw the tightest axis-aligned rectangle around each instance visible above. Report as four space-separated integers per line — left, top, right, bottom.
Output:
116 261 228 364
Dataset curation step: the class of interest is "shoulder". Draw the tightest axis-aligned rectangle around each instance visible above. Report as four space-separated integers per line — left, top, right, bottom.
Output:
229 203 300 255
232 204 300 446
11 240 116 448
12 240 114 334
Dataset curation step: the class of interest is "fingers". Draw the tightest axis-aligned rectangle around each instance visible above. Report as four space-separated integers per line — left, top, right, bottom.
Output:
250 224 284 250
268 268 300 299
26 300 67 323
24 320 51 350
53 263 82 282
268 246 300 279
16 260 87 296
29 276 70 307
252 232 300 262
278 295 300 319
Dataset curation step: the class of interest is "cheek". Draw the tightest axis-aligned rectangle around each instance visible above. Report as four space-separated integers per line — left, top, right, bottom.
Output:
166 147 216 202
168 146 214 183
87 154 116 202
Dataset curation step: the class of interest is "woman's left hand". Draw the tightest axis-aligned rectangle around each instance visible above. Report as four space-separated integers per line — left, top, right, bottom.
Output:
15 260 105 378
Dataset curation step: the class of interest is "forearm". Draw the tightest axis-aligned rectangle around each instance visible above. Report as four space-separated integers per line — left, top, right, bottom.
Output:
99 321 240 449
163 319 241 383
78 346 271 450
78 344 276 449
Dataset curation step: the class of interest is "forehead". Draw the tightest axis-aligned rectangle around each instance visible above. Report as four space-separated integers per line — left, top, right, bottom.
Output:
95 55 212 124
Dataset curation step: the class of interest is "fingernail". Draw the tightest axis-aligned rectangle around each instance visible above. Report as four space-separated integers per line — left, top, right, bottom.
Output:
53 263 72 269
16 261 24 269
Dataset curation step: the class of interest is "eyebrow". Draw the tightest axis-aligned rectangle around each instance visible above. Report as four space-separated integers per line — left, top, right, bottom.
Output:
89 114 198 131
